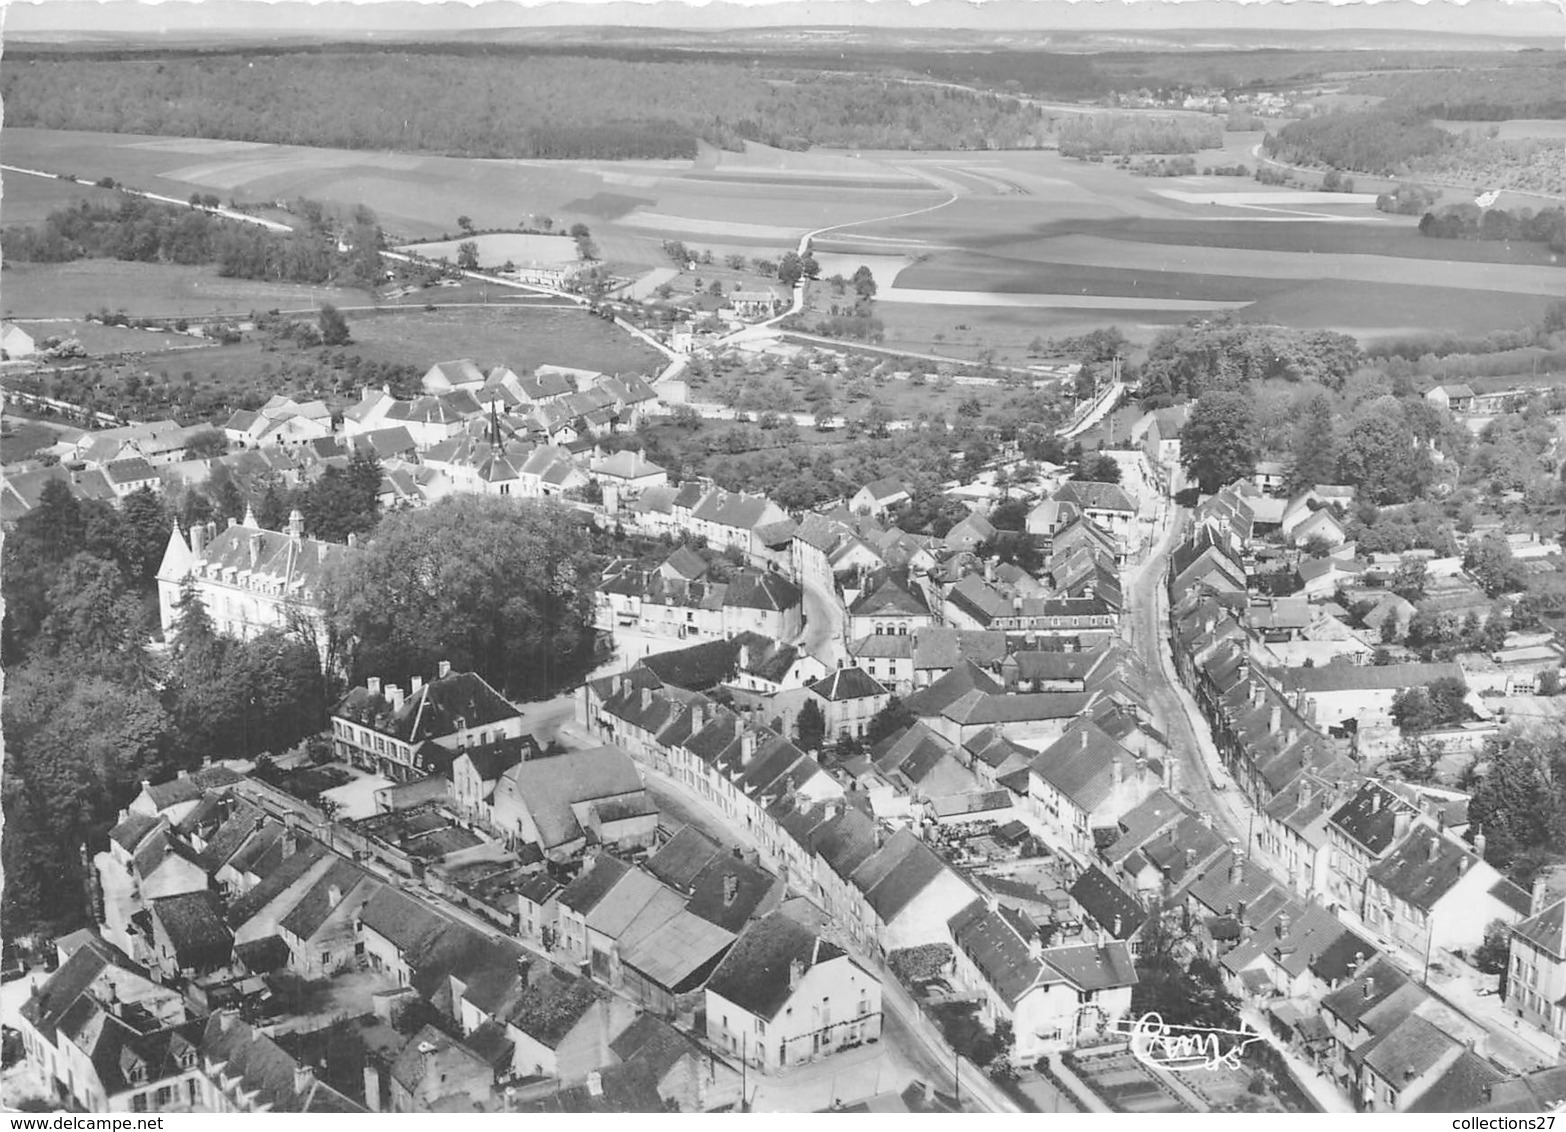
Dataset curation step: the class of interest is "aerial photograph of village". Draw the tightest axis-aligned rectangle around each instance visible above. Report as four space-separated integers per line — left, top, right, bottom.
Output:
0 0 1563 1115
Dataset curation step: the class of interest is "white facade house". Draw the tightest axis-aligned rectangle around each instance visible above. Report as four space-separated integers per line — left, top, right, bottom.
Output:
705 911 882 1073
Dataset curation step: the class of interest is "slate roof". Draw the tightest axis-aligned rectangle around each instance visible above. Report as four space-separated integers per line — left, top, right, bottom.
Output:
226 840 329 928
279 859 371 941
1408 1049 1510 1113
851 829 961 924
948 898 1044 1005
1069 865 1147 939
150 891 233 970
499 747 645 851
1028 720 1144 814
809 667 889 702
1368 826 1516 914
1042 941 1139 991
721 570 800 613
645 825 722 891
686 855 779 933
201 1013 365 1111
1329 782 1417 856
559 854 634 915
706 911 849 1022
903 660 1003 718
1513 897 1566 959
1359 1013 1460 1085
110 812 161 852
849 572 930 617
333 670 520 744
1054 480 1135 513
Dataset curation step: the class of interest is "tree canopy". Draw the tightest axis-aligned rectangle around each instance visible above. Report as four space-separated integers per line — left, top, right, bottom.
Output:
324 495 600 698
1181 391 1259 494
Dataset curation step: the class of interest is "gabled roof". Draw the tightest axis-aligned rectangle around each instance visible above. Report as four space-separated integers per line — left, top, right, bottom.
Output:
1513 897 1566 959
559 854 634 915
499 747 645 851
1040 940 1139 992
903 660 1003 718
1054 479 1135 513
1069 866 1147 939
333 670 520 743
706 911 850 1021
201 1013 365 1111
723 570 801 612
645 825 723 891
1368 826 1513 914
149 891 233 970
849 572 929 618
686 854 779 933
948 898 1042 1006
279 859 372 941
1409 1050 1510 1113
851 828 964 924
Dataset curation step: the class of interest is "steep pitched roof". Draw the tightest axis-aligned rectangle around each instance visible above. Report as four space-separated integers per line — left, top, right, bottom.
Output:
150 891 233 970
645 825 723 891
1513 897 1566 959
499 747 645 851
333 670 520 744
809 667 888 702
705 911 849 1021
1069 866 1147 939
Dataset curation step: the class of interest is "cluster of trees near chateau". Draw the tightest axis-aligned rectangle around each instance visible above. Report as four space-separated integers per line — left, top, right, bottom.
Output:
0 53 1046 158
0 482 330 933
0 194 384 289
0 475 604 934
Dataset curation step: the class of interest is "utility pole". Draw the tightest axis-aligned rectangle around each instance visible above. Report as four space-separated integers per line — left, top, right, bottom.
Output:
953 1047 960 1109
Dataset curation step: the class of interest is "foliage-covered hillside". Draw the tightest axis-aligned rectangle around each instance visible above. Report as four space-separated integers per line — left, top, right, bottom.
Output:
0 54 1046 157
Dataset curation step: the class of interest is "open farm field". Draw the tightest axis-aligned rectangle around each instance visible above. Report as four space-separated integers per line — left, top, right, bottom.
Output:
1022 215 1558 265
7 128 1554 349
1241 278 1559 338
399 233 580 266
9 318 217 357
345 305 666 376
0 260 373 320
869 301 1192 367
0 171 124 227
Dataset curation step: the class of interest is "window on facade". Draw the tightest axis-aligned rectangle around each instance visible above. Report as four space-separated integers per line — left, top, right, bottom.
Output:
133 1094 148 1113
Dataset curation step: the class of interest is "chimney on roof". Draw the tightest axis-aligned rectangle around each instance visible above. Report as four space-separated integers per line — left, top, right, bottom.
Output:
739 644 752 671
248 532 263 569
1277 912 1291 939
1112 915 1123 937
411 675 424 694
347 532 358 550
1371 791 1382 814
439 660 452 679
1474 830 1487 860
327 884 343 909
1427 836 1440 864
1364 975 1375 1000
282 830 298 859
191 524 208 557
1112 758 1123 787
723 873 738 907
641 687 653 711
287 508 304 541
368 676 382 695
1393 810 1411 843
219 1009 236 1033
741 731 756 765
1229 852 1243 887
387 685 404 712
1269 705 1282 734
1183 848 1195 869
789 957 804 989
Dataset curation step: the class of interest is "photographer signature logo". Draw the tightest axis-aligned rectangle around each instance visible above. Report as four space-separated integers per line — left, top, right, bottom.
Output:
1110 1012 1265 1071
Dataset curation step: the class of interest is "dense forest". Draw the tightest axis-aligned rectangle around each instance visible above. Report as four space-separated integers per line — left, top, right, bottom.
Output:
0 54 1046 157
1353 63 1566 120
1 194 384 288
1264 107 1565 194
1263 109 1454 177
